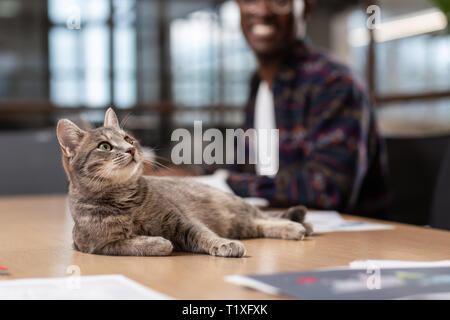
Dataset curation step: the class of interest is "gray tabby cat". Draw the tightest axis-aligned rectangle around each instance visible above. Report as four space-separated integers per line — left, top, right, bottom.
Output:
56 108 313 258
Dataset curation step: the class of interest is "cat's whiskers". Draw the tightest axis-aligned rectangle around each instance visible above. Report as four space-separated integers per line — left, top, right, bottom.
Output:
86 173 102 188
113 154 129 167
84 160 115 187
93 167 109 185
153 154 169 161
81 168 103 188
143 158 173 172
94 166 115 187
120 112 133 129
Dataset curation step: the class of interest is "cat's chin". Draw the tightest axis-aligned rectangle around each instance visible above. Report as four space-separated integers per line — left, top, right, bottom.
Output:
115 161 143 181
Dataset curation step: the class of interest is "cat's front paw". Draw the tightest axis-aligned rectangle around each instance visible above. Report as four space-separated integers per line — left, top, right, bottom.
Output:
282 206 313 236
209 240 246 258
144 236 173 256
280 222 307 240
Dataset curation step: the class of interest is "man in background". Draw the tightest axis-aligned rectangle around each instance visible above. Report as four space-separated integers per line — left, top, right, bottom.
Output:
221 0 390 218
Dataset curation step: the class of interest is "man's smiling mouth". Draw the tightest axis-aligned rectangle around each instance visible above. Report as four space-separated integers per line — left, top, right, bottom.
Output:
251 24 276 38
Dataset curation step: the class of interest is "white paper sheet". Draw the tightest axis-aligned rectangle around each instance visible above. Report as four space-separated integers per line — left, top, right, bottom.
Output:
304 211 394 233
189 170 234 195
225 275 281 297
0 275 171 300
188 171 269 208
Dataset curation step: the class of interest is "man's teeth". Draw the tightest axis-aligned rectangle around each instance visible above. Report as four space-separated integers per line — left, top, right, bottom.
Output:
252 24 275 37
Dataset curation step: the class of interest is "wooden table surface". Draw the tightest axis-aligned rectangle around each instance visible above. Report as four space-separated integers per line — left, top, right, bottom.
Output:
0 195 449 299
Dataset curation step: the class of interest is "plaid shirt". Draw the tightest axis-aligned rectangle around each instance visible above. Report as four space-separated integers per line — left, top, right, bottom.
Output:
225 41 391 218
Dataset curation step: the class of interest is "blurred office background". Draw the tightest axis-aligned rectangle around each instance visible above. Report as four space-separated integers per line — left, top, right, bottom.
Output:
0 0 449 228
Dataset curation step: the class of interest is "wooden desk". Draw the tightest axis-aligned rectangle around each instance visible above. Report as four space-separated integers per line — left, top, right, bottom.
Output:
1 195 449 299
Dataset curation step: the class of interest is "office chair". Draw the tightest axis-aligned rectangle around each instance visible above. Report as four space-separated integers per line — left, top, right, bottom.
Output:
385 135 450 226
430 141 450 230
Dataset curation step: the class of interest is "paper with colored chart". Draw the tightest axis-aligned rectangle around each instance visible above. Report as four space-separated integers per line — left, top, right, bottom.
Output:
226 267 450 300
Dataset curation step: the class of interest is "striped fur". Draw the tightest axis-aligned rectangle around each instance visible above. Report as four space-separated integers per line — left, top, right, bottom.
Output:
57 109 313 257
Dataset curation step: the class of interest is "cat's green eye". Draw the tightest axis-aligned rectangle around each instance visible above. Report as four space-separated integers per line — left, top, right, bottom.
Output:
98 142 112 151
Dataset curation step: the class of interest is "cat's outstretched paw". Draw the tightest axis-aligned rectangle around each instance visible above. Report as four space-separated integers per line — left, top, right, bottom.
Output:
280 222 307 240
209 240 246 258
282 206 314 236
145 236 173 256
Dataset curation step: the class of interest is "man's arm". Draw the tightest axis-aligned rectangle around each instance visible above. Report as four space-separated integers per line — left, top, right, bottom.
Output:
226 78 373 212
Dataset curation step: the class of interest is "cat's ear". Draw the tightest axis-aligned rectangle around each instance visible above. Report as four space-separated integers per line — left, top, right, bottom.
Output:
104 108 120 129
57 119 86 157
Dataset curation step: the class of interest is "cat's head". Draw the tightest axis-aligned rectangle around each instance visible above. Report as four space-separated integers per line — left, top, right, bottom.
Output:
57 108 144 191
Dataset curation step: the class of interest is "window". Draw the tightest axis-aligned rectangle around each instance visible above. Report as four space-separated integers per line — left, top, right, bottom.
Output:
47 0 255 114
0 0 48 100
333 0 450 134
48 0 138 108
170 0 256 108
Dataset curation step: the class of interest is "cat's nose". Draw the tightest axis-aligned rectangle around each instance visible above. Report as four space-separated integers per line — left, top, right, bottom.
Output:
127 147 136 157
